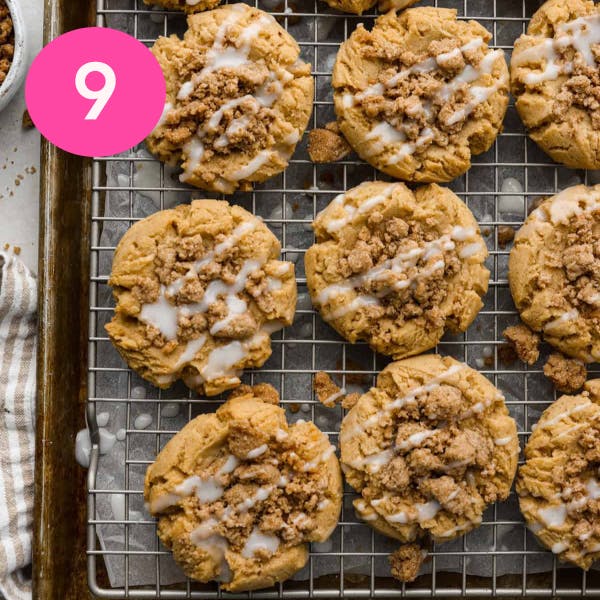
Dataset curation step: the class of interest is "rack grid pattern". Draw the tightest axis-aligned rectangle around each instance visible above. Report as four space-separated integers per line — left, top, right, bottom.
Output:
87 0 600 597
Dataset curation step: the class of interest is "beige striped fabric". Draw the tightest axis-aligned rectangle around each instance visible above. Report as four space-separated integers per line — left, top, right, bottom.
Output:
0 253 36 600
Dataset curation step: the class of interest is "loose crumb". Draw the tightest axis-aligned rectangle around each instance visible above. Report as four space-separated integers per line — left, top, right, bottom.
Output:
503 324 540 365
314 371 344 408
389 543 425 583
543 353 587 393
22 110 34 129
497 225 515 248
289 402 300 413
13 245 20 255
308 122 351 163
228 383 279 404
342 392 360 410
3 242 8 250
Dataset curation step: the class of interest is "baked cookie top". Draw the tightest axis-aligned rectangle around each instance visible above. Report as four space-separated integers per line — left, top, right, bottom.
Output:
332 8 509 183
105 200 296 396
144 385 342 591
509 184 600 362
304 181 489 359
517 380 600 570
147 4 313 193
143 0 220 14
340 355 519 543
511 0 600 170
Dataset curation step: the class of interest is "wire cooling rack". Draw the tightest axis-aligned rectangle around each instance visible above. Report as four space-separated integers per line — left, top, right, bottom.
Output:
86 0 600 596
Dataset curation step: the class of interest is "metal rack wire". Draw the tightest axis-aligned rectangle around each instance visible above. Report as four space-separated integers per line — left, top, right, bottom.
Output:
86 0 600 596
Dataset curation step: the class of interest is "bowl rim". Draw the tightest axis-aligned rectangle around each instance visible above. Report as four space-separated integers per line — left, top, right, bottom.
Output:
0 0 27 108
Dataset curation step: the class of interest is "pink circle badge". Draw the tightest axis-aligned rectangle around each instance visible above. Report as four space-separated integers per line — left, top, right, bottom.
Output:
25 27 166 157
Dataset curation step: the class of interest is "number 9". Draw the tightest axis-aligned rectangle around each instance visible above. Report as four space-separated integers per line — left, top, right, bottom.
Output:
75 61 116 120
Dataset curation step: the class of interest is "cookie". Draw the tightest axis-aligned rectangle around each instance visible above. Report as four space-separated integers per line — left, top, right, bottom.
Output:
143 0 220 14
517 380 600 569
340 355 519 543
304 181 489 359
332 8 509 183
105 200 296 396
509 184 600 362
147 4 313 194
144 385 342 591
511 0 600 170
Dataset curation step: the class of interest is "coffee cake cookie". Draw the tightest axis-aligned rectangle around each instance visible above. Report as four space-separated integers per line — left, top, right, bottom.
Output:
143 0 220 14
509 184 600 362
105 200 296 396
304 181 489 359
340 355 519 543
511 0 600 169
147 4 313 193
332 8 509 183
145 385 342 591
517 380 600 569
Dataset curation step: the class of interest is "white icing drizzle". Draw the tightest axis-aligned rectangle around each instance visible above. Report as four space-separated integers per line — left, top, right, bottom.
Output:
246 444 268 459
348 448 395 474
241 527 280 558
513 14 600 85
301 444 336 472
396 429 437 451
317 182 401 234
438 517 482 538
494 436 512 446
322 388 346 406
538 504 567 528
316 233 459 321
543 309 579 334
416 500 441 522
541 400 590 428
171 6 302 187
138 219 286 384
174 335 207 368
341 363 464 442
354 38 505 163
459 242 485 259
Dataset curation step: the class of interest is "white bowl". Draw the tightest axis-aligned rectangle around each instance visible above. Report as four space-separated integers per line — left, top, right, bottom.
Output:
0 0 27 112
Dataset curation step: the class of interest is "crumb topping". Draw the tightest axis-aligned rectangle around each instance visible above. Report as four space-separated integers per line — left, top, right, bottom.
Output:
512 13 600 126
543 353 587 393
389 543 425 582
148 389 337 582
345 363 512 540
315 199 479 334
108 202 295 395
503 324 540 365
344 31 506 162
314 371 346 408
308 123 352 163
148 5 310 192
0 1 14 87
519 389 600 568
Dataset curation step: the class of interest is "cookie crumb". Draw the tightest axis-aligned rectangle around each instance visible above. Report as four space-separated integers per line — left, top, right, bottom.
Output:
290 402 300 413
503 324 540 365
543 353 587 393
314 371 345 408
22 110 34 129
13 245 20 255
308 123 351 163
389 543 425 583
3 242 8 250
227 383 279 404
342 392 360 410
497 225 515 248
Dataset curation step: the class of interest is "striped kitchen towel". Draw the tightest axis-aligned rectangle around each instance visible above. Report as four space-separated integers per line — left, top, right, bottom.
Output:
0 253 36 600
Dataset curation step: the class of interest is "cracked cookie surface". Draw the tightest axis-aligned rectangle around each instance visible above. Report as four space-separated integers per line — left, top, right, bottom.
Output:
509 184 600 362
147 4 313 194
304 181 489 359
517 380 600 569
511 0 600 169
144 385 342 591
105 200 296 396
340 355 519 543
332 7 509 183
